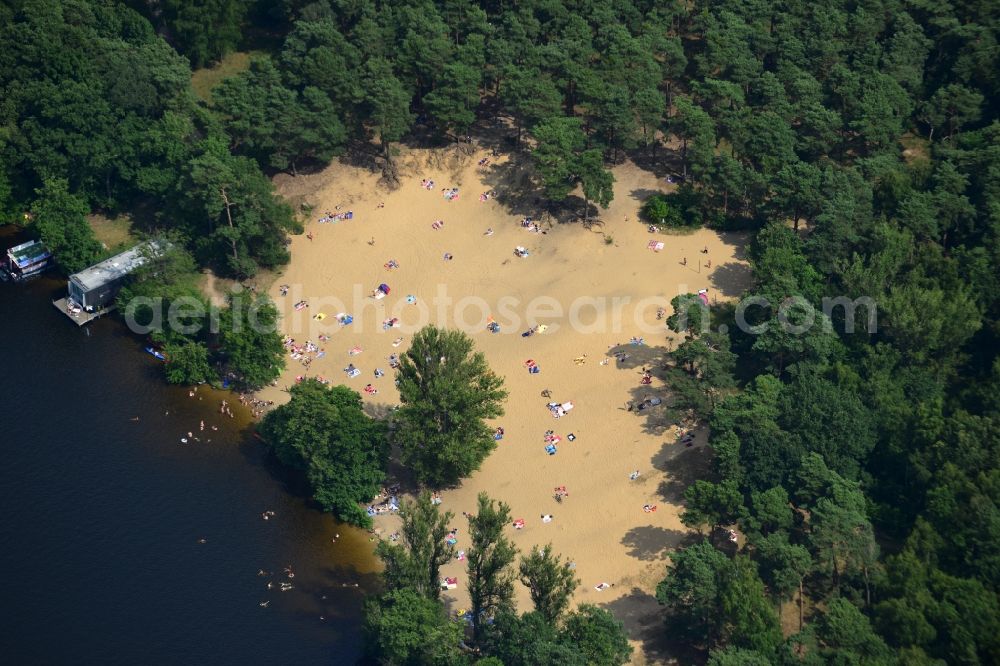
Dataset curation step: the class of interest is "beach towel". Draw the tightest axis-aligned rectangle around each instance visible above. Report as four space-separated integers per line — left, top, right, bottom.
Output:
595 583 611 591
647 240 665 252
513 519 525 529
313 313 327 321
349 346 363 356
347 368 361 378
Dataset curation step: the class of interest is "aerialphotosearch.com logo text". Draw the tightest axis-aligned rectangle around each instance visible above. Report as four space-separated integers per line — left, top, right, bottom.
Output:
122 283 878 338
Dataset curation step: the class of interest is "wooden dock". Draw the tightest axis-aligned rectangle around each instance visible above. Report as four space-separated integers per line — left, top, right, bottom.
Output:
53 298 115 326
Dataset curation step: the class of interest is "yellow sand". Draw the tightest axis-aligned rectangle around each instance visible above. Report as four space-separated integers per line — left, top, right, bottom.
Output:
260 146 751 662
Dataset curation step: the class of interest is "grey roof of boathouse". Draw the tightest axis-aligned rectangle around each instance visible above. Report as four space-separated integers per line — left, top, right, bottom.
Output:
69 241 164 291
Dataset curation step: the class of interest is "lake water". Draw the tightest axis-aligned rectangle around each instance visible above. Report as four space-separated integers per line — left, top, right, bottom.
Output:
0 229 376 664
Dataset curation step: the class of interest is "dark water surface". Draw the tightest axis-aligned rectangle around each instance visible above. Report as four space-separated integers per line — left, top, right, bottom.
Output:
0 230 376 664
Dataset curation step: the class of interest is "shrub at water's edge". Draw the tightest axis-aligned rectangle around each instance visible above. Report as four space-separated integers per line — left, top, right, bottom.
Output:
260 380 388 527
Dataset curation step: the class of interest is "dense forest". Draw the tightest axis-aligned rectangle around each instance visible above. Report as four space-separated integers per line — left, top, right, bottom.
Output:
2 0 999 663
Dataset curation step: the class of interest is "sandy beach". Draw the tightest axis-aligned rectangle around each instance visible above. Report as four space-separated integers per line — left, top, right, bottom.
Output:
259 145 752 662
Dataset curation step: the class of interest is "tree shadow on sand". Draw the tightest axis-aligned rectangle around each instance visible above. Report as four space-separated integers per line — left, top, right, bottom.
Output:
708 260 753 298
629 187 665 203
621 525 688 561
605 342 685 438
478 156 547 220
651 442 714 503
599 587 703 665
606 342 667 373
629 143 684 180
362 401 396 420
479 154 610 227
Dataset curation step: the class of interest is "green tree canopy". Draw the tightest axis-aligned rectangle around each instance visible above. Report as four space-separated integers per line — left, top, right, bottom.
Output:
531 116 586 201
518 544 579 624
467 492 517 644
376 491 455 600
217 292 285 389
395 326 507 487
681 480 744 535
29 178 102 273
363 588 464 665
561 605 633 666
